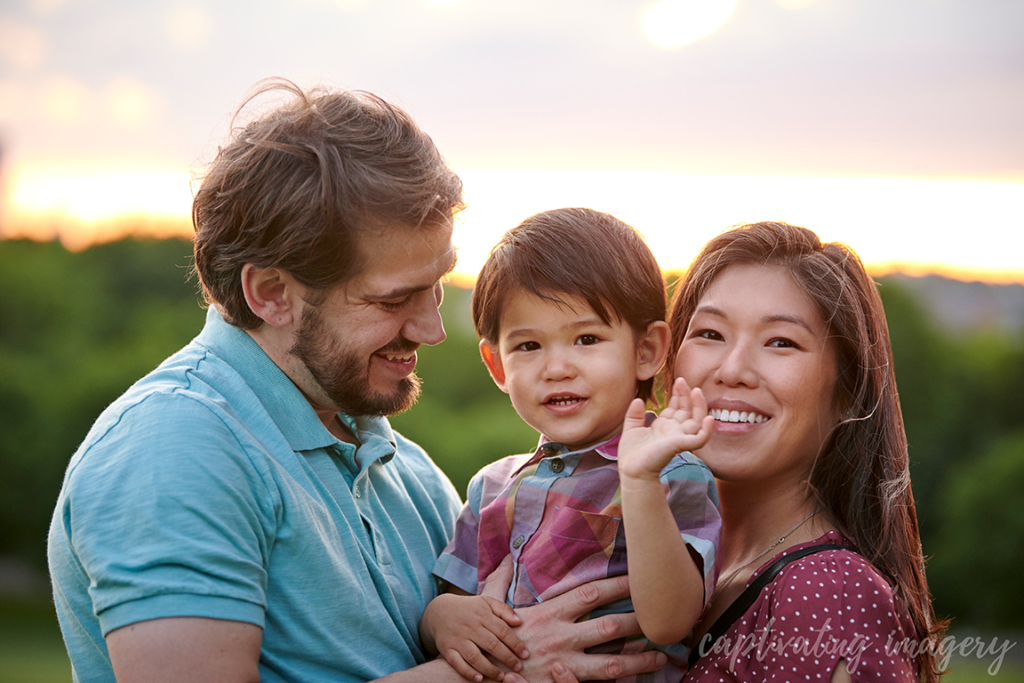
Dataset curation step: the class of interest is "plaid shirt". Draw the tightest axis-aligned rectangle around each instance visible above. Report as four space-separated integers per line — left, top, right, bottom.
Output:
433 423 721 682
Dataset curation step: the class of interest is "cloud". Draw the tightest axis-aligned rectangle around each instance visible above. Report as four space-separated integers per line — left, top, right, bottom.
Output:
104 77 163 127
41 75 91 125
0 17 47 71
166 3 211 49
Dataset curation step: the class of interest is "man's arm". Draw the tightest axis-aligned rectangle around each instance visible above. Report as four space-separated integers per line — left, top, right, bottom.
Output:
105 571 664 683
107 618 263 683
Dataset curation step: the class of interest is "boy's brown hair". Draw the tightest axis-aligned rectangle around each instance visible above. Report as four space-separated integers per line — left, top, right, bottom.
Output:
471 207 666 402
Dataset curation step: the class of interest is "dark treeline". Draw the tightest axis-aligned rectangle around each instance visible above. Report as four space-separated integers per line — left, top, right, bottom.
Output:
1 237 1021 631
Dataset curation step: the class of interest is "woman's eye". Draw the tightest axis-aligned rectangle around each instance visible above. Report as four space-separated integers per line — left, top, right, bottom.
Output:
692 329 723 341
767 337 799 349
576 335 600 346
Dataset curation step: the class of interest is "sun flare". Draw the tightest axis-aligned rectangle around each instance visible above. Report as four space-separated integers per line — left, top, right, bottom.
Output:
642 0 738 49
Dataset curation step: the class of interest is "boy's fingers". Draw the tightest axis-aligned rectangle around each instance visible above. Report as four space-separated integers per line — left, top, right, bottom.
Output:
477 622 524 671
484 596 523 629
467 637 519 676
622 398 647 432
444 649 486 682
690 386 708 421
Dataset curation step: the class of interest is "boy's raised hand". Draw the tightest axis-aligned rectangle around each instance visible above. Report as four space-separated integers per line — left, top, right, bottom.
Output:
419 592 529 682
617 377 713 481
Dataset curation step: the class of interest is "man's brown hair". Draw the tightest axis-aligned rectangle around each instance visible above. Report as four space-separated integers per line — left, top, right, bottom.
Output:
192 78 464 329
472 207 666 402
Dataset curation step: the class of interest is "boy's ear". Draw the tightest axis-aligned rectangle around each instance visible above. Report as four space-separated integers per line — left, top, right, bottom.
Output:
479 340 509 392
635 320 671 382
241 263 299 328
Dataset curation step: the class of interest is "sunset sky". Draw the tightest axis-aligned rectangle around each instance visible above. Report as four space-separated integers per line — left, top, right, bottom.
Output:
1 0 1022 282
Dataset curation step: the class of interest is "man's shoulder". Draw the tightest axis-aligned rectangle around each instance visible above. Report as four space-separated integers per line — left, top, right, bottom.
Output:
68 340 271 477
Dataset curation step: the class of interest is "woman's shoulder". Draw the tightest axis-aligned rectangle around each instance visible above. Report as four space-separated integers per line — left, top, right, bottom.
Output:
759 530 886 585
755 531 919 677
758 531 896 608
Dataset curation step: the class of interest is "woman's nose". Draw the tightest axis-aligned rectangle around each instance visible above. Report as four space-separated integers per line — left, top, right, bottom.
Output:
714 344 758 387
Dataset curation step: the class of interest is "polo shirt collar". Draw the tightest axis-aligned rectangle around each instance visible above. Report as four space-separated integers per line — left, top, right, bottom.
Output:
195 308 397 463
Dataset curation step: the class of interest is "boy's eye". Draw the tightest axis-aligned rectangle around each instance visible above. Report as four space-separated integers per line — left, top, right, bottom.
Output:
515 341 540 352
576 334 600 346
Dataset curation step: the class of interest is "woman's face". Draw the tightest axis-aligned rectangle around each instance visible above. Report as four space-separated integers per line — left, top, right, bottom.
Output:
673 263 840 486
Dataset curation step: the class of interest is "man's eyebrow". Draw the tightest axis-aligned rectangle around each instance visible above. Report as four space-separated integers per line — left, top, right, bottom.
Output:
368 250 458 301
443 250 458 278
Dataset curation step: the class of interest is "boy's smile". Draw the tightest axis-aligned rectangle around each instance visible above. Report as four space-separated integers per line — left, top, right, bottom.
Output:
482 290 659 452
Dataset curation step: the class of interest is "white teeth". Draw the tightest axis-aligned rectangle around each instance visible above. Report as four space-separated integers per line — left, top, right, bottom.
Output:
549 396 581 406
712 408 768 424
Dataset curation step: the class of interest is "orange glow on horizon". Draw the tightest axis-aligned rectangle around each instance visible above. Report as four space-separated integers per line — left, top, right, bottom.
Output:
3 165 1022 285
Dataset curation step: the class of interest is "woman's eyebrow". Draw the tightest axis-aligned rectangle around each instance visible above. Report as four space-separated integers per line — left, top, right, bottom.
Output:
762 314 815 335
694 306 816 335
693 304 726 318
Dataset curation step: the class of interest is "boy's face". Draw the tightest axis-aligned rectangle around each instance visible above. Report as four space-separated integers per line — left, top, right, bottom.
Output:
481 289 665 452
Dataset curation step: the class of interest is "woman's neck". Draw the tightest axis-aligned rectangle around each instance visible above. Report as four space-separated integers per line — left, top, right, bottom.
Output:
716 477 830 571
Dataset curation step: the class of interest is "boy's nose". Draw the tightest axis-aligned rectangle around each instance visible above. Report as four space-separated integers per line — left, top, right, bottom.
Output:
542 350 576 380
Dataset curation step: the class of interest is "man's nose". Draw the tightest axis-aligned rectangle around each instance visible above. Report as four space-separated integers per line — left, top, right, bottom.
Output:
404 289 446 347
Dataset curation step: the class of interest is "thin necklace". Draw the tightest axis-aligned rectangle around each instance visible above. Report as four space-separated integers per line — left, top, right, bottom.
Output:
716 507 823 592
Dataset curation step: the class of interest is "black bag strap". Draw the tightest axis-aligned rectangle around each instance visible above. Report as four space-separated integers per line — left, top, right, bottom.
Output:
688 542 860 668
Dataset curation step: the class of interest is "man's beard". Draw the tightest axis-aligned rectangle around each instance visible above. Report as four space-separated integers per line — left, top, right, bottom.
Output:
290 305 421 417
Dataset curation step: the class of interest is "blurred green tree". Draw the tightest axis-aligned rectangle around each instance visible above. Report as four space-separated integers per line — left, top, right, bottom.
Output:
2 239 1022 636
0 238 203 569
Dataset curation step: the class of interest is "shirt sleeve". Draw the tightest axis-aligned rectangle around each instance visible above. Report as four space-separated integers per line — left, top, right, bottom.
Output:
62 390 278 636
754 551 919 681
661 453 722 608
432 468 487 594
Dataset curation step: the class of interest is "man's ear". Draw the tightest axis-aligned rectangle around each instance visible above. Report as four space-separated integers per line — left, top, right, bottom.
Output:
479 340 509 392
241 264 299 328
636 320 671 382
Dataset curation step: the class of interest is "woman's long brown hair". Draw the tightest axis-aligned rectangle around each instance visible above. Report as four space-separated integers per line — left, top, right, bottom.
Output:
665 222 946 681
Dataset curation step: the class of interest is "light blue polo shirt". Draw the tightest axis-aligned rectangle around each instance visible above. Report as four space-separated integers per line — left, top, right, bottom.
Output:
48 307 462 683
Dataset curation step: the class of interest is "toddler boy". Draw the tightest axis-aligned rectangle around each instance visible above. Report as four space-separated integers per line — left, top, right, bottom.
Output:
421 208 722 683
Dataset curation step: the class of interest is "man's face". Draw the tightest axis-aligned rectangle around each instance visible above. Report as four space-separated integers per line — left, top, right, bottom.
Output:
289 222 456 417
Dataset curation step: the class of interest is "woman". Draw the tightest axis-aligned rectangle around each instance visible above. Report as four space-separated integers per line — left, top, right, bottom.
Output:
549 221 943 683
666 222 944 681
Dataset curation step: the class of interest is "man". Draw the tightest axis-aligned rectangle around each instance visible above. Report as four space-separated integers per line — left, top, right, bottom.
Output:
47 80 665 683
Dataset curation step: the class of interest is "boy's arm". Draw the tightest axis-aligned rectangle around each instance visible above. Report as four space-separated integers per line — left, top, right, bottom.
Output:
420 586 528 682
617 378 713 645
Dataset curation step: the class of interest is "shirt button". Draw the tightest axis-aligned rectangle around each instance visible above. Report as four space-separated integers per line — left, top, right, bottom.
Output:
540 445 558 457
550 459 565 473
512 535 525 549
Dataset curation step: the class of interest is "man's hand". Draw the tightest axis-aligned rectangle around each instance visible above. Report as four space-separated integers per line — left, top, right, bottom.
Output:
486 572 668 683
